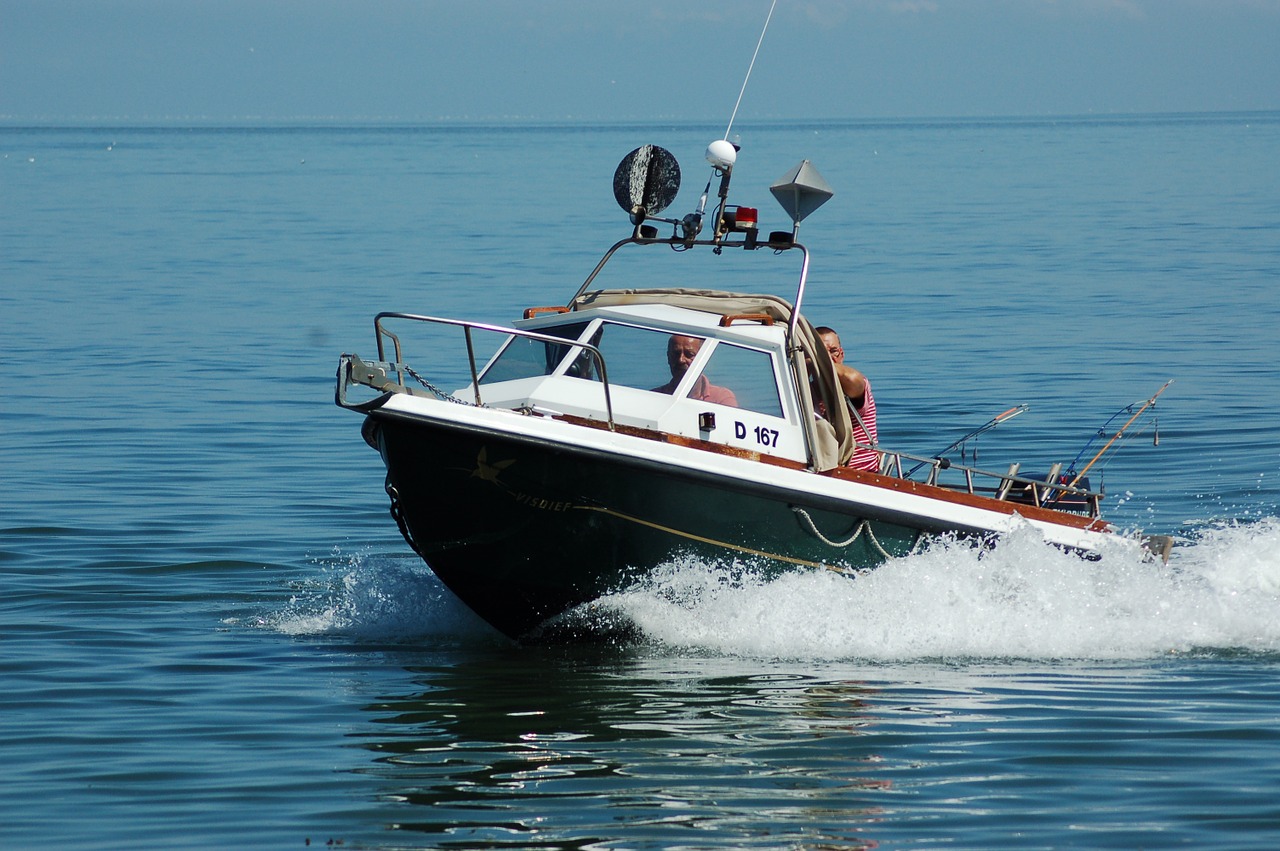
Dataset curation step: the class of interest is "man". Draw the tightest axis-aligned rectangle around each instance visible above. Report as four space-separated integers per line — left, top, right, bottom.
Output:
652 334 738 406
816 326 878 471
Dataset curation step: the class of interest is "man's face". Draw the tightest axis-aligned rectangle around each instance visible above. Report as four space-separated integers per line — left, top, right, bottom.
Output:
667 335 703 377
819 332 844 364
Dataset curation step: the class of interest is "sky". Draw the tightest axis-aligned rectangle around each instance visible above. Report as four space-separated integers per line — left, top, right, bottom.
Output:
2 0 1278 122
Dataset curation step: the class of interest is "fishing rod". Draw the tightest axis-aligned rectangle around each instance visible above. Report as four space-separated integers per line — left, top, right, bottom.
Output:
907 404 1029 477
1060 379 1173 492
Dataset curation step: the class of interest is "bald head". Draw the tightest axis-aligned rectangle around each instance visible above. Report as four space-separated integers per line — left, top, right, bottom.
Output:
666 335 703 379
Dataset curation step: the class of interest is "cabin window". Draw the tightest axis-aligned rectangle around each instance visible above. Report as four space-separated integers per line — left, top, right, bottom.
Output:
565 323 780 415
482 320 784 418
480 321 591 383
698 342 783 417
566 322 681 392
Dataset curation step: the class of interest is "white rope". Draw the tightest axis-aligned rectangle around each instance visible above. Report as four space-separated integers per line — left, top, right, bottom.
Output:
860 520 894 560
793 507 862 547
792 506 898 560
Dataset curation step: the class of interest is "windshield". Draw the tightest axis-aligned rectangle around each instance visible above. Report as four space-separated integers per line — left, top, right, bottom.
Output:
478 321 591 384
479 319 784 416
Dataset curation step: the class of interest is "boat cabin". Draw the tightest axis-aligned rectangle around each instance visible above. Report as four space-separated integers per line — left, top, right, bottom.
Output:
460 294 815 465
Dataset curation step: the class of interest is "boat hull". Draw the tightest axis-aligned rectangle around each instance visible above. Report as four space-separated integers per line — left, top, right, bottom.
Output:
366 412 927 639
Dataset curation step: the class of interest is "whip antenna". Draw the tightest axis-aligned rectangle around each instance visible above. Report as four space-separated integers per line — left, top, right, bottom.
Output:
724 0 778 140
688 0 780 243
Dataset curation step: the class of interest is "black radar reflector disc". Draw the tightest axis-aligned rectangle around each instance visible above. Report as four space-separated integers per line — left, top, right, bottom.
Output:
613 145 680 218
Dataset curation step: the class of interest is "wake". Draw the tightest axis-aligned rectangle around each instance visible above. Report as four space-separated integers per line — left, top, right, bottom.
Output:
272 518 1280 660
602 517 1280 660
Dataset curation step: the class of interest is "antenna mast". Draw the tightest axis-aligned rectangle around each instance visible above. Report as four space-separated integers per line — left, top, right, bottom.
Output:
693 0 779 241
724 0 778 141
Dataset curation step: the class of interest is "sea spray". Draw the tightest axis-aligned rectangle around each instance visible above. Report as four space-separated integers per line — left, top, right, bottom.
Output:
602 517 1280 660
270 549 498 642
267 519 1280 657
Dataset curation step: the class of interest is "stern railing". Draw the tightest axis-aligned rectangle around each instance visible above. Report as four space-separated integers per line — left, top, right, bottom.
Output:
869 443 1103 517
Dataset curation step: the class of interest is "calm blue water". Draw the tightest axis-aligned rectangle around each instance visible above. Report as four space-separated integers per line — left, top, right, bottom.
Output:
3 115 1279 848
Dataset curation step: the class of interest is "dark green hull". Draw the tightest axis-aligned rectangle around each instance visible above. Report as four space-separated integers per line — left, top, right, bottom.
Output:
366 412 927 639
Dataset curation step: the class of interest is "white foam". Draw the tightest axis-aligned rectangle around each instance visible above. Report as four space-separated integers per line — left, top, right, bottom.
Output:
602 517 1280 661
269 519 1280 657
269 549 500 643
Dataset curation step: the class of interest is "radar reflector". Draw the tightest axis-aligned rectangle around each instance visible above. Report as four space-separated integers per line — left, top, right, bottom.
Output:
769 160 833 227
613 145 681 222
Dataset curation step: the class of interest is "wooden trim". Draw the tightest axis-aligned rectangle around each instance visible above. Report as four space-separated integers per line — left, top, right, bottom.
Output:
523 306 571 319
555 411 1108 532
824 465 1110 532
719 313 775 327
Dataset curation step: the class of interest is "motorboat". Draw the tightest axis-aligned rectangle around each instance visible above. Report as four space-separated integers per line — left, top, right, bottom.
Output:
336 140 1169 640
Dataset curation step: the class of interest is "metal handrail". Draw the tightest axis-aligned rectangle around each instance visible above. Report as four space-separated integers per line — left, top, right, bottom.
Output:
372 311 617 429
565 233 804 308
862 442 1103 517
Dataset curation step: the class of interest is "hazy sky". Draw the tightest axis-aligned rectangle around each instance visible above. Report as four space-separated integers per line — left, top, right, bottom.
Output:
3 0 1278 122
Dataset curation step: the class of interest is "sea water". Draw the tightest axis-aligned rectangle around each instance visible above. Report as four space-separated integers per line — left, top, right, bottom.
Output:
2 115 1279 848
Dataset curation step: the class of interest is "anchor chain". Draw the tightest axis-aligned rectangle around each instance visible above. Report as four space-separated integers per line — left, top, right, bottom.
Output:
385 478 424 558
403 364 476 405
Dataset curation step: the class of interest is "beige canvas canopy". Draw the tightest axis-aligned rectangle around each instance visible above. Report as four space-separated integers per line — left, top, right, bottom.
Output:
573 288 853 471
